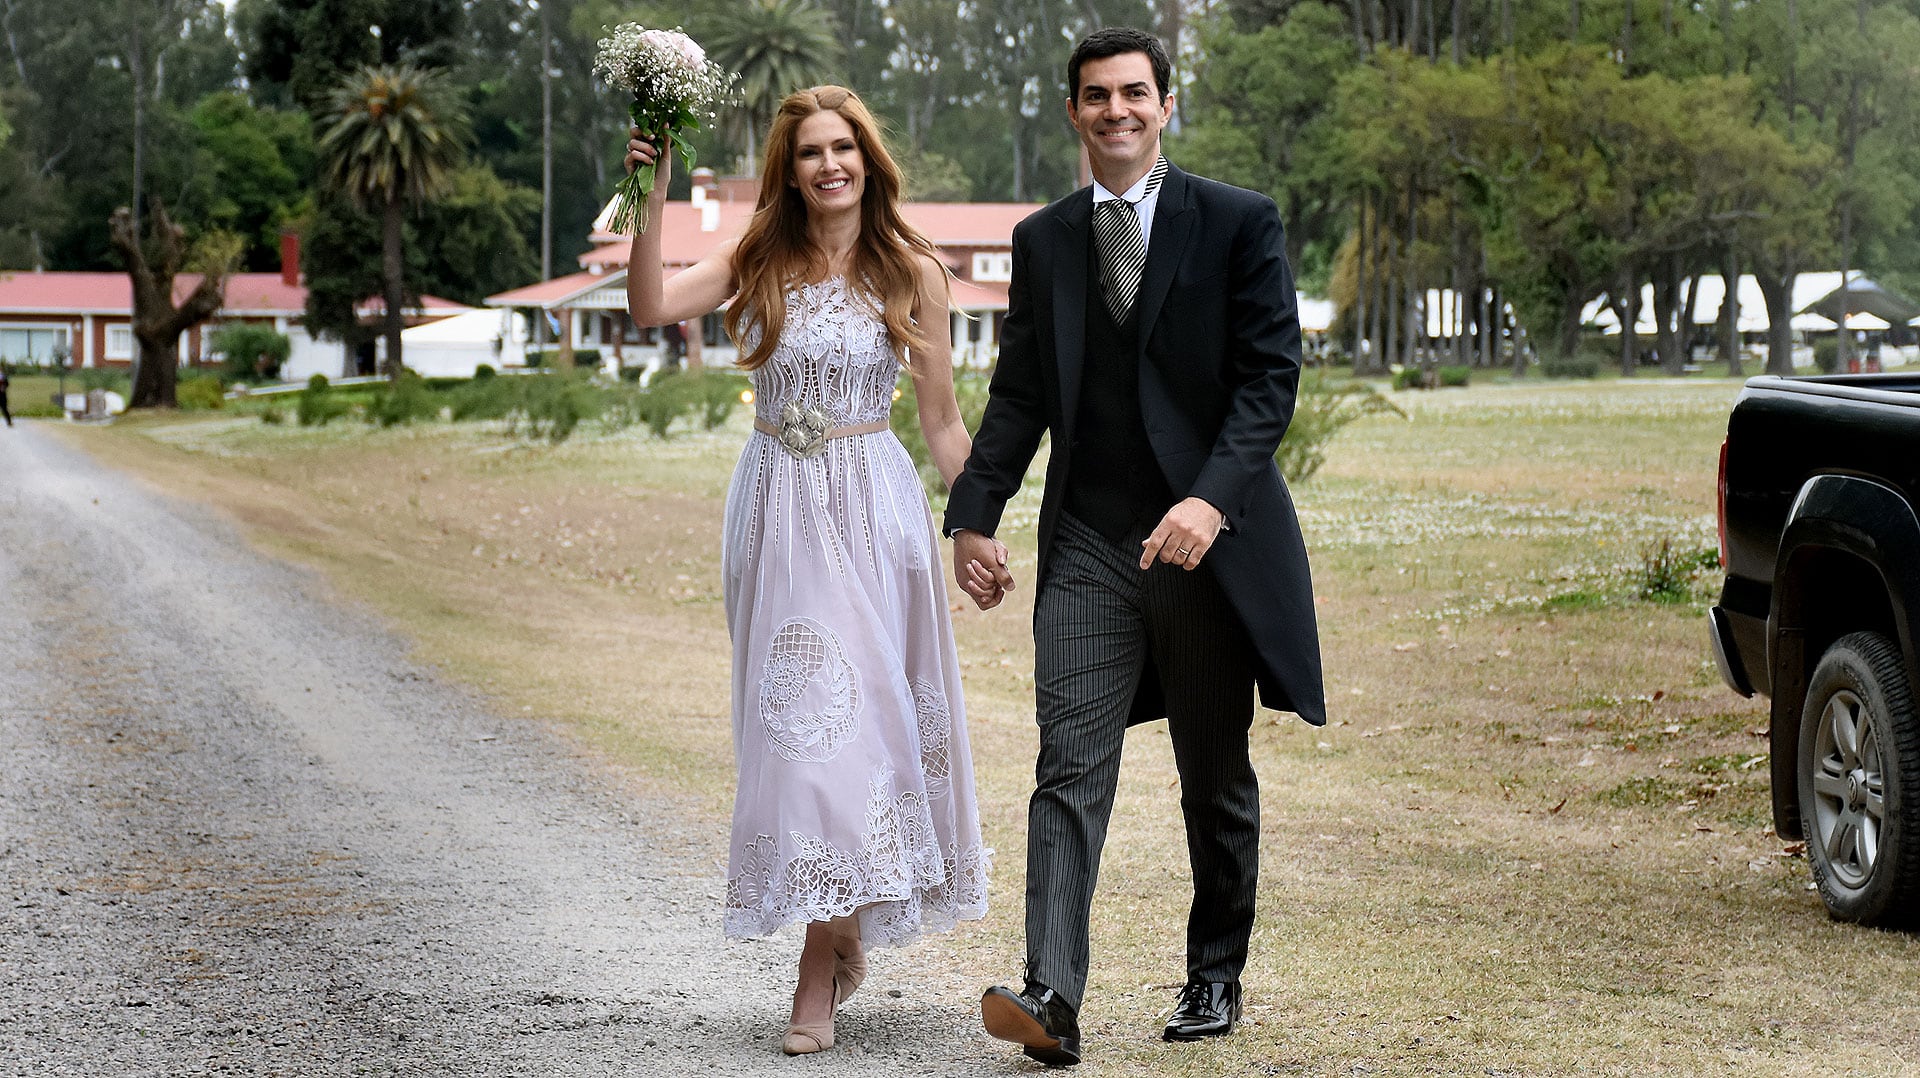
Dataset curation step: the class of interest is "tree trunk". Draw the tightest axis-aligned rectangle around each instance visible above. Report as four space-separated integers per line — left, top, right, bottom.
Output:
1721 249 1744 377
1449 203 1464 365
1404 181 1420 373
1557 282 1584 360
1753 265 1797 375
110 200 229 409
1654 255 1684 375
1353 195 1371 371
382 193 405 380
1367 193 1385 372
1385 206 1400 369
129 16 145 241
1624 276 1640 377
1678 261 1700 366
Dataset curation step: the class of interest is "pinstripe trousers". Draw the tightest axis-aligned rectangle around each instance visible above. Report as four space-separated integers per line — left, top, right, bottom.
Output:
1025 511 1260 1010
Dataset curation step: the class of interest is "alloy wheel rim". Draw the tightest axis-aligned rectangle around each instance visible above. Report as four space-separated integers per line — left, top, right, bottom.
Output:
1811 688 1886 890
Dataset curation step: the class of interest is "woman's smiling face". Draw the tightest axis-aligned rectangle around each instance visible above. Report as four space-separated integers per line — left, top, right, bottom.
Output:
789 110 865 215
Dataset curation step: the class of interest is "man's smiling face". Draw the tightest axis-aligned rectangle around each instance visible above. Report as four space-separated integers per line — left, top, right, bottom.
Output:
1067 51 1172 189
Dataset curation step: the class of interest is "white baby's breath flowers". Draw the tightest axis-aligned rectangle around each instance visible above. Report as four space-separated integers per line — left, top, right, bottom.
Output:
593 23 737 235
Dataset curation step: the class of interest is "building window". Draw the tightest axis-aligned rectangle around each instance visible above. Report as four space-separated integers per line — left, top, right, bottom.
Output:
0 326 65 363
972 252 1013 283
106 325 134 359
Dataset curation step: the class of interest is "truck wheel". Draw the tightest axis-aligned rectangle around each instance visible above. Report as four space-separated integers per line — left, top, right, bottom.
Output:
1797 631 1920 927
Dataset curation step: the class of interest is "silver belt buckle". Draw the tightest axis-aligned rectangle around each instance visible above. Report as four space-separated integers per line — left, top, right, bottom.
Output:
777 402 832 457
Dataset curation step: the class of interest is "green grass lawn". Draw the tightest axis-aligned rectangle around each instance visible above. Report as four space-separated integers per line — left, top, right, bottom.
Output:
5 372 79 418
61 377 1920 1076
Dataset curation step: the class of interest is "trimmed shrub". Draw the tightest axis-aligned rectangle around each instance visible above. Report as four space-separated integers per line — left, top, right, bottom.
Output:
209 322 292 382
1540 351 1602 379
366 370 441 427
695 370 748 430
80 367 130 392
447 372 518 421
176 374 226 411
1813 339 1840 374
519 372 603 442
296 374 348 426
1437 364 1471 387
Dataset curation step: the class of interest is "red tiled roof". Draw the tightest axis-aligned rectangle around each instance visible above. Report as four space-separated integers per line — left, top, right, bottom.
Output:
578 198 1041 270
487 269 624 307
583 202 755 267
0 269 465 319
948 277 1009 311
355 293 472 318
0 271 304 314
903 203 1041 246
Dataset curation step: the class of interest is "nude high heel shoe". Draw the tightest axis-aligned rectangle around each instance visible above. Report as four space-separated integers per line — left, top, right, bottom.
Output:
781 1018 834 1056
830 916 866 1005
782 938 845 1056
832 941 867 1005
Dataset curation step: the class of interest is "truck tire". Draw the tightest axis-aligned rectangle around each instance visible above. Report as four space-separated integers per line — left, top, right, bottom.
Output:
1797 631 1920 927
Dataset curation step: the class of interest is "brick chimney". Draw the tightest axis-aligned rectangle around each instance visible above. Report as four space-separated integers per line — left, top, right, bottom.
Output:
279 230 301 286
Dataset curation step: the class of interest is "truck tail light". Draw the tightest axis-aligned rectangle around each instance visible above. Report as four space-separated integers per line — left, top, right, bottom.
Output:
1716 438 1730 570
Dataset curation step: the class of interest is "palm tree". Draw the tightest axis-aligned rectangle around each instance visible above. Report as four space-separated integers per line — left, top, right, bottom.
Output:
319 63 468 379
707 0 843 175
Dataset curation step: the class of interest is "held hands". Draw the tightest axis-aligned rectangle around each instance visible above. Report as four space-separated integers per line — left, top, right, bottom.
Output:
1140 497 1226 571
952 530 1015 611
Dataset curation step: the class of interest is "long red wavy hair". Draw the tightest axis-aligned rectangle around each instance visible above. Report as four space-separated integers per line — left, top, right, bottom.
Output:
725 86 943 370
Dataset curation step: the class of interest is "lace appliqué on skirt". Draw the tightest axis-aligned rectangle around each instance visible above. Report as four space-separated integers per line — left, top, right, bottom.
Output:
912 679 952 799
759 617 861 763
723 768 991 947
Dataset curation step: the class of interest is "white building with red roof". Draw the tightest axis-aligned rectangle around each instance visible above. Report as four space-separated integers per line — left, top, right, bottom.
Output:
0 241 470 380
485 173 1040 369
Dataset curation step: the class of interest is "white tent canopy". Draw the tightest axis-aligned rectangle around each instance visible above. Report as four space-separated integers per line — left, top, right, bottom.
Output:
1583 272 1843 334
1297 295 1335 333
1838 312 1893 331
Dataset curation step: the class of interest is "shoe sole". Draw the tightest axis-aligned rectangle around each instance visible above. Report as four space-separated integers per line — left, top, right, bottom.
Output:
980 993 1079 1066
1162 1025 1232 1042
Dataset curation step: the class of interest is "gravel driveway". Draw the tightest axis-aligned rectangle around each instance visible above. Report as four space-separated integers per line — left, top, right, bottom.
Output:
0 423 1010 1077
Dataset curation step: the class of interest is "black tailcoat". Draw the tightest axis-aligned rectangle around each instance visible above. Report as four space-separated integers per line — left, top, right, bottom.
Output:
945 162 1327 726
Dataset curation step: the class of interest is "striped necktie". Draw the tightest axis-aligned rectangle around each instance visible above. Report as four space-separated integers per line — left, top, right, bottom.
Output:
1093 156 1167 321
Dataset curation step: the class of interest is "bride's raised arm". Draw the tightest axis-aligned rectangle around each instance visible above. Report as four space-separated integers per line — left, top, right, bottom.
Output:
623 130 739 328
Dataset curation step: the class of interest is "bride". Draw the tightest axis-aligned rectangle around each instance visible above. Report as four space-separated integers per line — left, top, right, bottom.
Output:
624 85 997 1055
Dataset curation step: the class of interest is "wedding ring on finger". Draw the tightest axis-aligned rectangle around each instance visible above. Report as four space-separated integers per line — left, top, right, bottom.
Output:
1176 546 1192 557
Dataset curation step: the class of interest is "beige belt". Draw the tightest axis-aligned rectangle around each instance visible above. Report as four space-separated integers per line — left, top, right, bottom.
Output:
754 415 889 457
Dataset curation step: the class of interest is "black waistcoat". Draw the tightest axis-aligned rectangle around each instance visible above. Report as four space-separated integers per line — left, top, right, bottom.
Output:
1064 250 1175 541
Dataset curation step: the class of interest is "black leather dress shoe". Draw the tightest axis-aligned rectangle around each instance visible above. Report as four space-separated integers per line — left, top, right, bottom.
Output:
981 981 1082 1066
1163 980 1242 1041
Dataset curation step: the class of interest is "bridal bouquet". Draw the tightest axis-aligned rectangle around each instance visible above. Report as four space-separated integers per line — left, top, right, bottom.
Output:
593 24 737 234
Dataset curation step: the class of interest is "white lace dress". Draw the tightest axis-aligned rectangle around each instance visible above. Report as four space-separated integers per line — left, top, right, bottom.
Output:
719 276 990 948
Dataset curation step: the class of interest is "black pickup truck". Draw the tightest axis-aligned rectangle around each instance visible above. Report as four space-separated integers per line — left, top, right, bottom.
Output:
1711 373 1920 926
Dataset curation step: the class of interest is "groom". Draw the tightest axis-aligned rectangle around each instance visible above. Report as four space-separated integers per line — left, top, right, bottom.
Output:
945 25 1326 1067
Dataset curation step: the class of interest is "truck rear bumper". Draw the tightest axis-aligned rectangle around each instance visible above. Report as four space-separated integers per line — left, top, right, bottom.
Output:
1708 606 1756 697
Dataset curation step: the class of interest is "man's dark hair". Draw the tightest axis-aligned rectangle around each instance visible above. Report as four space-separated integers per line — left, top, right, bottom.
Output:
1067 27 1171 103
